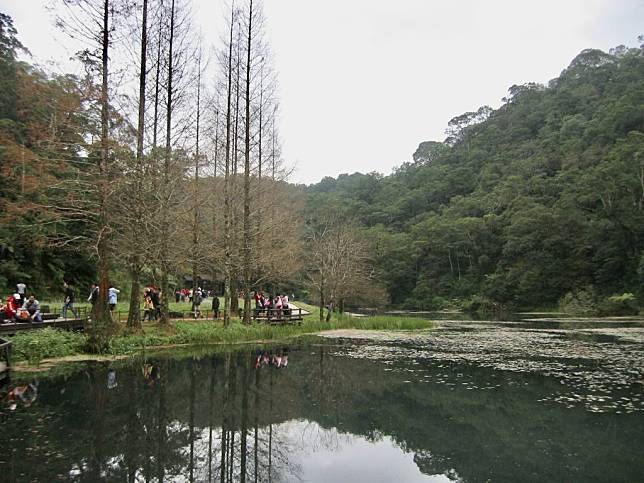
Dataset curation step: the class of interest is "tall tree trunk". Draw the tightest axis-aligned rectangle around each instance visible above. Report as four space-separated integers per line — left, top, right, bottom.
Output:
152 11 163 149
258 61 263 180
127 0 148 330
230 30 242 316
192 48 203 314
160 0 176 325
93 0 113 347
326 297 333 322
242 0 254 325
271 115 276 180
223 3 235 327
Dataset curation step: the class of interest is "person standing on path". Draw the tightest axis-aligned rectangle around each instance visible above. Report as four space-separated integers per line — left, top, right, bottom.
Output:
108 286 120 314
62 282 78 319
192 288 203 318
15 282 26 306
211 294 220 319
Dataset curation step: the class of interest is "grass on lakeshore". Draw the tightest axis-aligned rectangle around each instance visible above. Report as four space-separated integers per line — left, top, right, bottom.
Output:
9 302 434 364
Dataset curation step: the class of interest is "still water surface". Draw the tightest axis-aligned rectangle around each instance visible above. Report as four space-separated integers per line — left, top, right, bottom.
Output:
1 319 644 482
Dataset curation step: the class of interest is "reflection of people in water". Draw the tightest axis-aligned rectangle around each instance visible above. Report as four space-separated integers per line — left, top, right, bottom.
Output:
142 362 160 386
107 369 118 389
254 350 263 369
254 348 290 369
6 380 39 410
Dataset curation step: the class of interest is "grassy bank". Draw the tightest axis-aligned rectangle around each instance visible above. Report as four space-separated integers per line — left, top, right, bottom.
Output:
9 306 434 365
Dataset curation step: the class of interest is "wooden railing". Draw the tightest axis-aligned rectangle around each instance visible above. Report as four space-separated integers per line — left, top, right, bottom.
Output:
253 307 304 323
112 308 223 323
111 307 304 323
0 336 11 372
44 306 89 321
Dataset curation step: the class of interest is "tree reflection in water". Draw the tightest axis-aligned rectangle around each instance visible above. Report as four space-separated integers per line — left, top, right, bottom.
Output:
1 338 644 482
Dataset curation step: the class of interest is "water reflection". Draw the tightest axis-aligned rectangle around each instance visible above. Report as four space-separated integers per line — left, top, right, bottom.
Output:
0 326 643 482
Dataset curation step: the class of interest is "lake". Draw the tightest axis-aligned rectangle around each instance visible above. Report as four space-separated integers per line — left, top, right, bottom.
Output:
1 318 643 482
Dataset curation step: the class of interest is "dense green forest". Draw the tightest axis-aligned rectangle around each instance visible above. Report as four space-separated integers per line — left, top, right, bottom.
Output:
305 44 644 312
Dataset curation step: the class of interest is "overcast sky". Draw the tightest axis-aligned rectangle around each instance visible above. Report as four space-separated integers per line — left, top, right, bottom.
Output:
2 0 642 184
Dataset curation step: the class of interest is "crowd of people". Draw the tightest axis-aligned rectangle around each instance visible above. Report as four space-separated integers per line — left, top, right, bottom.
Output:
0 280 123 324
174 287 218 304
254 291 291 319
1 282 43 323
1 279 296 324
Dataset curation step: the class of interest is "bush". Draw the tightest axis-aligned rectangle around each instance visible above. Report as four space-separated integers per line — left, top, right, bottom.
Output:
559 287 598 316
10 328 87 364
460 295 499 314
598 293 639 316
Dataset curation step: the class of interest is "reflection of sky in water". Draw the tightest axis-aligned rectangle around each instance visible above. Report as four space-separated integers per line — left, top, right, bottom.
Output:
279 420 455 482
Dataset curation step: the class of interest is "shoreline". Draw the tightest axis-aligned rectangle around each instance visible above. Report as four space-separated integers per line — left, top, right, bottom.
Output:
8 316 435 372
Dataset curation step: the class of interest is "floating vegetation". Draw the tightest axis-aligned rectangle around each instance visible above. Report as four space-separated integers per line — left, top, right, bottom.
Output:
321 320 644 414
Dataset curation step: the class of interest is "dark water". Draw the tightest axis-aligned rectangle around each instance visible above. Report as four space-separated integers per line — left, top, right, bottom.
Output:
1 319 644 482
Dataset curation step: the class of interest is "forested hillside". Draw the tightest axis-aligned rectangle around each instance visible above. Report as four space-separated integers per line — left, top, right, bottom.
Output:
0 13 97 293
305 45 644 311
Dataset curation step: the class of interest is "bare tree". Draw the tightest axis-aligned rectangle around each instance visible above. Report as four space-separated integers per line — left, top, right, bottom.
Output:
305 222 375 321
241 0 254 324
222 2 237 326
53 0 130 341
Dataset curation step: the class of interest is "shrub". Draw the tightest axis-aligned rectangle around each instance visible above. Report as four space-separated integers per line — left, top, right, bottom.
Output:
559 287 598 316
598 293 639 316
10 328 87 364
460 295 499 314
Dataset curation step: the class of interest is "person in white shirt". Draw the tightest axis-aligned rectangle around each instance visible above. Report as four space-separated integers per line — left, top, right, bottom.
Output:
15 282 26 306
108 286 120 313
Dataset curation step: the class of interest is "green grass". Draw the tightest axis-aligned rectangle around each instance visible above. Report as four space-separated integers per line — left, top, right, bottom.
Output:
9 327 87 364
9 302 434 364
104 313 433 355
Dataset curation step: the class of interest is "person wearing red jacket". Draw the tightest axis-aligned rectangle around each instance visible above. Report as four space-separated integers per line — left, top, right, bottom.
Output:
2 294 19 322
